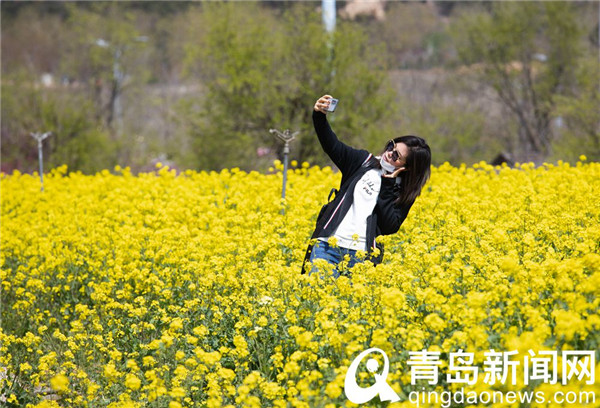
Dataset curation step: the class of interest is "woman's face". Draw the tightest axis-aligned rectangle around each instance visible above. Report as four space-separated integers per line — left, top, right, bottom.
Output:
383 142 409 168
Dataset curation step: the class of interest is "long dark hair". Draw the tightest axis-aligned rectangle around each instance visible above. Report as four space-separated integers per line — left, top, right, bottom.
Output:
383 135 431 206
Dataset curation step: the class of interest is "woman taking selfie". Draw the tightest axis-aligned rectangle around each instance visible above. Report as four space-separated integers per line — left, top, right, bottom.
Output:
302 94 432 278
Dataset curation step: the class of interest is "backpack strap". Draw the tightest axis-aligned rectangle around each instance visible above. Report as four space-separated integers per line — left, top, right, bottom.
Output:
361 153 373 167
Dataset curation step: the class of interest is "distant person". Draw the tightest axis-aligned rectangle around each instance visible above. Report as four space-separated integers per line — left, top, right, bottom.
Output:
302 94 431 278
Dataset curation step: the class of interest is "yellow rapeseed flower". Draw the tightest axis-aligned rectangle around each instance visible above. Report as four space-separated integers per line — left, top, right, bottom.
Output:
49 373 69 393
2 160 598 405
124 373 141 391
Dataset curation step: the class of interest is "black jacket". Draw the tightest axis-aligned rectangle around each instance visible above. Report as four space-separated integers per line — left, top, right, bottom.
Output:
301 111 413 273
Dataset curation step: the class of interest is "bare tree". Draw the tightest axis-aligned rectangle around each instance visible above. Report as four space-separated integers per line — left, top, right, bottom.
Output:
451 2 581 163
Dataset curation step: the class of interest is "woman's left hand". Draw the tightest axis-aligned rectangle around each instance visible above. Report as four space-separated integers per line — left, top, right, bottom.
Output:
382 167 405 178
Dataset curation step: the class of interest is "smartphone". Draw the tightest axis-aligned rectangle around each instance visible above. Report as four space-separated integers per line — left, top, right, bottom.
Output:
327 98 339 112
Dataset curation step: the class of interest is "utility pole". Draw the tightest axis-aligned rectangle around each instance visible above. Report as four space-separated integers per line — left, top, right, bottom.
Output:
323 0 337 83
270 129 299 210
31 132 52 192
322 0 336 34
113 47 124 134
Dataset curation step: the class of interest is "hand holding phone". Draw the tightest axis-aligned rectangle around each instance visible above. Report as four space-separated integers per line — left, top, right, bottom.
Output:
314 95 339 114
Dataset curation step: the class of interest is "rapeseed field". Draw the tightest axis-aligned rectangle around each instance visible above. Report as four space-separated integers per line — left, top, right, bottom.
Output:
1 159 598 407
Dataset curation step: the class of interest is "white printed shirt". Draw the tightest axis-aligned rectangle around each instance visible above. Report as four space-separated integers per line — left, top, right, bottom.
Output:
320 169 383 250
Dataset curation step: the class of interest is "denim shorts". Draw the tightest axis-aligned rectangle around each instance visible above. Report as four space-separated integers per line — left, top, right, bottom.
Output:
308 240 363 278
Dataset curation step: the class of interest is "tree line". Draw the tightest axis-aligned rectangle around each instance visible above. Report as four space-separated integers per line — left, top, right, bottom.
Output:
2 1 598 174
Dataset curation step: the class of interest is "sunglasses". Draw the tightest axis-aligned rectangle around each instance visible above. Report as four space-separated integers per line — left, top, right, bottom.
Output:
385 140 404 163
